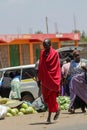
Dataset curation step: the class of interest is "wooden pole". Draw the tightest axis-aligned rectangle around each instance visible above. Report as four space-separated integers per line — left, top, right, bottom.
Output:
19 44 22 65
74 40 78 46
8 44 10 67
29 43 34 64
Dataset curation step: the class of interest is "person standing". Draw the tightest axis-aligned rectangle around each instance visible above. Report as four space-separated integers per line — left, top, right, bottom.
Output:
65 50 84 96
61 57 71 96
9 72 21 100
68 50 86 113
68 50 83 78
38 38 61 123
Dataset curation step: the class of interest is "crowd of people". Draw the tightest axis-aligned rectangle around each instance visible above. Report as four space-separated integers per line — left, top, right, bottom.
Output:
35 38 87 124
61 49 87 113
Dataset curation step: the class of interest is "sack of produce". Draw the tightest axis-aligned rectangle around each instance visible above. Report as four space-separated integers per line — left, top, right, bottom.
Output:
0 105 8 119
32 96 47 112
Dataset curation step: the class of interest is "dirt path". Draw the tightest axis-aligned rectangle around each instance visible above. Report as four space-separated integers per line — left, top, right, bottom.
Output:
0 109 87 130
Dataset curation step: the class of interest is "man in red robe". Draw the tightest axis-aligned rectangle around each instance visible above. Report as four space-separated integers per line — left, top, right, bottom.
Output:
38 38 61 123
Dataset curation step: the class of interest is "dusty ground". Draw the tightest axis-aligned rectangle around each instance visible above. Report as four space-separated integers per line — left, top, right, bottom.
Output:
0 109 87 130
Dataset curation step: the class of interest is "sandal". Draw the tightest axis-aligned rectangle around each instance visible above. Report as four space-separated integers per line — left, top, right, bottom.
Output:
68 108 75 114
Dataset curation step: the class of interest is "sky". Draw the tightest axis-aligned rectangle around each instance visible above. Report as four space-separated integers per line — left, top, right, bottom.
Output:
0 0 87 34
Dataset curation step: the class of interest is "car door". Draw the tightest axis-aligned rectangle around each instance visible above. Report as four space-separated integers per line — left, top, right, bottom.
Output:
20 67 38 100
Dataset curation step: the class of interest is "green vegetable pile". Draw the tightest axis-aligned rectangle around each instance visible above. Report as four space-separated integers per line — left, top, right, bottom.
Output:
6 102 37 117
0 97 37 117
57 96 70 110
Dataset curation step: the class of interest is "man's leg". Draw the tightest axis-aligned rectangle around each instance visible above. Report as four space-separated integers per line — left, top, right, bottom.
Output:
47 112 51 123
53 108 60 120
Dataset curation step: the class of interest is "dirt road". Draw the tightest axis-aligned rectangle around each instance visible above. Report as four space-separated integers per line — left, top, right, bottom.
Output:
0 109 87 130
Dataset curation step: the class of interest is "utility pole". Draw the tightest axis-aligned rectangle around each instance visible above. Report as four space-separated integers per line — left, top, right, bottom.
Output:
54 22 58 34
17 27 22 34
73 13 77 31
45 16 49 34
28 28 33 34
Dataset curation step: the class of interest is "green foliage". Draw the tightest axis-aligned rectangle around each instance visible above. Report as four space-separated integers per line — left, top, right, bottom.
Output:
35 31 43 34
80 30 87 41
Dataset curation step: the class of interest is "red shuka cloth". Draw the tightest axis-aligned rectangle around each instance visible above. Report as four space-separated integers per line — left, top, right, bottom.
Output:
38 48 61 112
42 86 59 112
38 47 61 92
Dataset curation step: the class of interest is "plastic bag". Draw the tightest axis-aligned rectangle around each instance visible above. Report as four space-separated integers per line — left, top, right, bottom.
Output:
32 96 47 112
0 105 8 119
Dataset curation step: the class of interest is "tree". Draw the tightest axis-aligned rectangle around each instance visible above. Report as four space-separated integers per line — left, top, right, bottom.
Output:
35 31 43 34
72 29 80 33
81 31 86 39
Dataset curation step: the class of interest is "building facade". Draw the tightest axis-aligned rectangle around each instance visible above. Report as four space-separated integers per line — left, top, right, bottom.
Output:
0 33 80 68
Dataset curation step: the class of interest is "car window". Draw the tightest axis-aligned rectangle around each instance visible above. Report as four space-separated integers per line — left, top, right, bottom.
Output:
4 69 21 78
22 67 36 80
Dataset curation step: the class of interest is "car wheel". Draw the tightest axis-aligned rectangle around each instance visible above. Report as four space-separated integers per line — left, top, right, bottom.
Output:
21 92 34 103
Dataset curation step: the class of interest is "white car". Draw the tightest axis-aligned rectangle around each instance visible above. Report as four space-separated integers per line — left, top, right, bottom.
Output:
0 64 39 103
